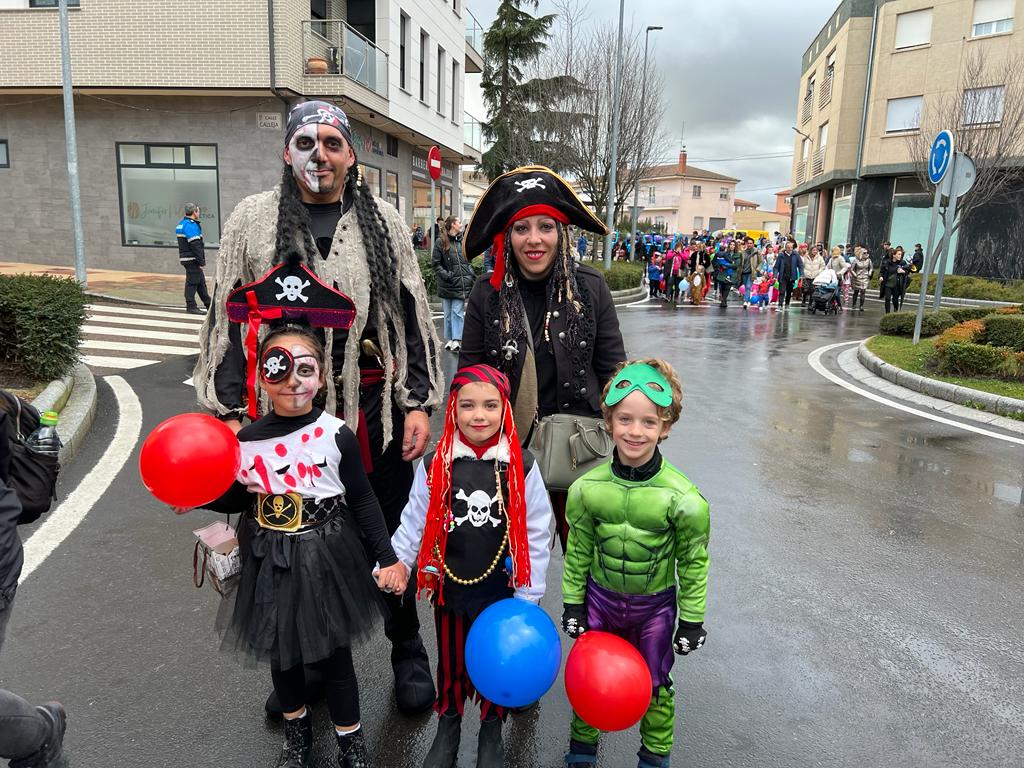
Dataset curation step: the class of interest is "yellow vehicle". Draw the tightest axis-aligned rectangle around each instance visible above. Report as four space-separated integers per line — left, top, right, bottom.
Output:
713 228 772 242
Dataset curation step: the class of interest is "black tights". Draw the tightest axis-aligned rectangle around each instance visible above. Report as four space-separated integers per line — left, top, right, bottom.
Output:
272 647 359 727
884 286 902 313
852 288 866 309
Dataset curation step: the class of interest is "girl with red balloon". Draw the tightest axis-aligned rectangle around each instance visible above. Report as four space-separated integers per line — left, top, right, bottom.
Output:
389 364 553 768
560 359 711 768
150 263 406 768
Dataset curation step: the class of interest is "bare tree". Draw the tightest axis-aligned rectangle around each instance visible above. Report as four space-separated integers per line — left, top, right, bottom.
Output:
906 47 1024 277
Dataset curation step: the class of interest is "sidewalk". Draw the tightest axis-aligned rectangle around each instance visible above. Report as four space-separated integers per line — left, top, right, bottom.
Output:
0 262 186 307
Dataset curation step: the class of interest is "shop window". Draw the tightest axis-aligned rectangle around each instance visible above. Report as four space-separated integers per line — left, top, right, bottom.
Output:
0 140 8 168
890 177 956 273
442 186 452 217
117 143 220 247
386 170 399 208
829 183 855 246
359 163 382 196
972 0 1013 37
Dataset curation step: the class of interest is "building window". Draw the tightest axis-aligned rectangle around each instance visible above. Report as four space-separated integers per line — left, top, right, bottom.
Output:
647 186 656 205
386 170 399 209
0 140 8 168
972 0 1014 37
310 0 327 37
386 135 399 157
885 95 923 133
419 31 429 102
963 85 1005 125
399 13 409 90
894 8 932 49
451 60 459 122
693 216 704 230
116 143 220 247
28 0 81 6
359 164 382 196
719 187 729 200
692 185 702 199
437 46 445 114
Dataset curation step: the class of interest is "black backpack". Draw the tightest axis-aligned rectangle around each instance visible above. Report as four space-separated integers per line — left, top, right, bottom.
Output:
0 390 60 525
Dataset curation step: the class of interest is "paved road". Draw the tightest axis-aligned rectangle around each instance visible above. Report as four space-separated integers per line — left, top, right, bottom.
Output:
3 300 1023 767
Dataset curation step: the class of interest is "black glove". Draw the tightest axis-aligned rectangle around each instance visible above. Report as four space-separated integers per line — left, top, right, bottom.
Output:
673 620 707 655
561 603 588 639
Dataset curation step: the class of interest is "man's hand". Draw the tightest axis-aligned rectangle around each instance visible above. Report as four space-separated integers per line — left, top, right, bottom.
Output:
402 409 430 461
673 620 707 655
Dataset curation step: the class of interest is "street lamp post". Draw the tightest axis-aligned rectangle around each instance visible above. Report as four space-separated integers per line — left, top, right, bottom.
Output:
628 25 662 264
603 0 627 269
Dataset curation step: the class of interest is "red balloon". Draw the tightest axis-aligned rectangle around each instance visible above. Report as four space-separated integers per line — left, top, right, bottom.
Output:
564 630 653 731
139 413 241 508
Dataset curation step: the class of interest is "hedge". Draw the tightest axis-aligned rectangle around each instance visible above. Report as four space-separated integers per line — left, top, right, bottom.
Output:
983 315 1024 351
938 341 1014 377
0 274 88 381
907 274 1024 303
878 310 956 337
947 306 993 323
594 262 644 291
935 319 986 353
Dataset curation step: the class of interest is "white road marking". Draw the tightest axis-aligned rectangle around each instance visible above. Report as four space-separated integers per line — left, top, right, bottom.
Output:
80 339 198 355
20 376 144 581
81 355 160 370
86 304 206 322
183 376 194 386
808 341 1024 446
82 324 199 343
86 314 203 331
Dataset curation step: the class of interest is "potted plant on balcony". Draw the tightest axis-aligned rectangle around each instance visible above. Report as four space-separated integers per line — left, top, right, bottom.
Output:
306 56 329 75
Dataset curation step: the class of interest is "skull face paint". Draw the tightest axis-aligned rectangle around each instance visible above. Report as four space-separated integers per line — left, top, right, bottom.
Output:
259 337 323 417
285 123 352 199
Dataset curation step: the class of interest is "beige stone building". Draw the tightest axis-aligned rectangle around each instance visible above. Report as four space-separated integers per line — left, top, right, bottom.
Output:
790 0 1024 277
636 151 740 234
0 0 484 272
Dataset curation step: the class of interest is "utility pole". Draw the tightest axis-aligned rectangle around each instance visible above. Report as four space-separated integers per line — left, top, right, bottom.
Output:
628 26 662 267
603 0 626 269
59 0 87 286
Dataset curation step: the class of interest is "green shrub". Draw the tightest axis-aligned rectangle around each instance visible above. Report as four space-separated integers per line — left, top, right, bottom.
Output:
595 262 644 291
0 274 87 381
417 252 437 297
948 306 992 323
879 310 955 337
921 310 956 337
907 274 1024 302
938 341 1012 376
470 255 485 275
983 315 1024 351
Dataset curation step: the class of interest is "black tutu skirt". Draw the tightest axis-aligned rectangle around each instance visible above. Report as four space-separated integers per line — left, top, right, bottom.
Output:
216 510 385 670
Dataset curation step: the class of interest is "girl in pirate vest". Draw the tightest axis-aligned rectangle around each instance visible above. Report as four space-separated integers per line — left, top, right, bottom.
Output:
390 364 553 768
178 318 405 768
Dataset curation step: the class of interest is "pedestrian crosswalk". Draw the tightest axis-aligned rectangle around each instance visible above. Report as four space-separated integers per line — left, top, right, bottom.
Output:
80 303 204 375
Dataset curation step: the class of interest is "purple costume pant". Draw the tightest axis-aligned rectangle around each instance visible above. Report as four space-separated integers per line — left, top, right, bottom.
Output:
585 577 676 688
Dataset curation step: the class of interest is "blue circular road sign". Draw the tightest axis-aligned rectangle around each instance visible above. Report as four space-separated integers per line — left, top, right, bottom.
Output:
929 130 954 184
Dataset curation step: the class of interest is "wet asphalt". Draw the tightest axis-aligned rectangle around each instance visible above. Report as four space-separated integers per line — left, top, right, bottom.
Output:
2 297 1022 768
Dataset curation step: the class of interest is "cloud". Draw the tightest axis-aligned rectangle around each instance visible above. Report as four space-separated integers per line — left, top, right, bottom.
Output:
463 0 829 209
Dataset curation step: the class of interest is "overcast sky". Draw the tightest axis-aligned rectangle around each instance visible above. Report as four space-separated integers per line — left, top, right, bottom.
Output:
463 0 830 210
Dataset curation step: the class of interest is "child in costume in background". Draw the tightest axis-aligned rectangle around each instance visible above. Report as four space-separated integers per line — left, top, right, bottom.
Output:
647 255 662 299
560 360 711 768
391 364 553 768
178 323 406 768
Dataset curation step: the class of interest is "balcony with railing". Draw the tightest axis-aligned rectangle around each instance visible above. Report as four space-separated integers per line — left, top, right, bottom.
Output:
302 19 388 98
811 147 826 177
801 92 813 124
818 69 834 109
642 194 681 210
464 8 485 73
464 112 483 152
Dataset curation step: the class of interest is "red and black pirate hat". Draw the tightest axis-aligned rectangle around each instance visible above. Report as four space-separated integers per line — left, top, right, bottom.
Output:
225 261 356 419
463 165 608 291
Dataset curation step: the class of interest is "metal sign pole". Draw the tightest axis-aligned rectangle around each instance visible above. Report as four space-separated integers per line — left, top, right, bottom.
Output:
430 177 436 248
932 156 961 311
59 0 87 287
911 183 944 344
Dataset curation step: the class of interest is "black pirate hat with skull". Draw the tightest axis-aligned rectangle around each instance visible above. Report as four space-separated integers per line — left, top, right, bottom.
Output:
225 261 356 418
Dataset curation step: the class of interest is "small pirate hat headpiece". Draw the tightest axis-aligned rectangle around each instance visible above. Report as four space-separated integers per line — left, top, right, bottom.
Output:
463 165 608 291
225 262 356 419
415 364 531 604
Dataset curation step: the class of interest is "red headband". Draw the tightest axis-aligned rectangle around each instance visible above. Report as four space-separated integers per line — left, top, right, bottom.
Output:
488 204 570 292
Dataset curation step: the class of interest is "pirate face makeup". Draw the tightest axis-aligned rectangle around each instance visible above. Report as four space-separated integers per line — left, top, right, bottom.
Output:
284 123 354 201
259 337 324 416
510 215 559 280
455 381 503 446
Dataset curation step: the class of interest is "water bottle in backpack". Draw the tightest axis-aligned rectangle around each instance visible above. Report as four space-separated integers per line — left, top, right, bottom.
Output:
26 410 62 457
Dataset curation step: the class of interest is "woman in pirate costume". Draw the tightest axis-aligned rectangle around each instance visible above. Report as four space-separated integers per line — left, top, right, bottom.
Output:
192 100 443 715
458 166 626 551
390 364 553 768
185 262 406 768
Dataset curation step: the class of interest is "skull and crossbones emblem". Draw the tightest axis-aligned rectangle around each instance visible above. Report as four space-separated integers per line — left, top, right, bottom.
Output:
275 275 311 302
263 354 288 378
454 489 503 528
514 178 547 193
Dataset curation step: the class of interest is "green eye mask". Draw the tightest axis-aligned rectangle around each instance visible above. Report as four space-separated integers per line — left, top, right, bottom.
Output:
604 363 673 408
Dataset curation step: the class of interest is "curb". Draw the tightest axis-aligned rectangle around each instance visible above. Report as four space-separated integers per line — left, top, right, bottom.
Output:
85 291 177 309
857 340 1024 419
32 362 98 466
899 292 1019 309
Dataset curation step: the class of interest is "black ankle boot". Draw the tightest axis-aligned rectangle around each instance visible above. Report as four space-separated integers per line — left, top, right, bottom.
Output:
336 729 372 768
276 713 313 768
422 712 461 768
391 634 436 714
9 702 67 768
476 717 504 768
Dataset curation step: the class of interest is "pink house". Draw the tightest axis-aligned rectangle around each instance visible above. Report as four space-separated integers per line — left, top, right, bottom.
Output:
638 151 740 234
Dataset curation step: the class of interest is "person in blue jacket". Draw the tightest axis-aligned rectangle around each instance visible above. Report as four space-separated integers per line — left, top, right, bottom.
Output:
175 202 211 315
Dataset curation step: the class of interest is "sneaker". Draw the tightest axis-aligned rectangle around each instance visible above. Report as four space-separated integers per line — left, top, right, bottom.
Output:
443 340 454 351
186 307 205 315
451 341 461 352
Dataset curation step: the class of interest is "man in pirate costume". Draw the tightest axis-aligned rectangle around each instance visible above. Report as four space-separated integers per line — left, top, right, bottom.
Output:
457 166 626 550
193 100 444 716
390 364 553 768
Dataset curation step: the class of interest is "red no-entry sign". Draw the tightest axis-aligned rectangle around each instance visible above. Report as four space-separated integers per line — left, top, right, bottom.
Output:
428 146 442 181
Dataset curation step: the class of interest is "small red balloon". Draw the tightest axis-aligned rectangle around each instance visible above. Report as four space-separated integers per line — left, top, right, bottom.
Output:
564 631 653 732
139 413 241 508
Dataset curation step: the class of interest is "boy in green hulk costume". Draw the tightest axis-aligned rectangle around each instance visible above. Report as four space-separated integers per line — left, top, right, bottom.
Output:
561 359 710 768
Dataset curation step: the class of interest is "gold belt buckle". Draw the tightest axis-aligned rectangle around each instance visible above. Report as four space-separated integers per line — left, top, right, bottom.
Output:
256 492 303 532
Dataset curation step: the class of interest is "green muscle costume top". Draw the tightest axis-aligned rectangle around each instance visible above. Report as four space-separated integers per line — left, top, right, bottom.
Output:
562 458 710 623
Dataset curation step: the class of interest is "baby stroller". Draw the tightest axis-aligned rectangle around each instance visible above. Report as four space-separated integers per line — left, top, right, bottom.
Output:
810 268 841 315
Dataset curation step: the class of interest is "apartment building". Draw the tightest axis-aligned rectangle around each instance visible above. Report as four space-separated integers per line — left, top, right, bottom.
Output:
638 151 740 234
790 0 1022 277
0 0 485 272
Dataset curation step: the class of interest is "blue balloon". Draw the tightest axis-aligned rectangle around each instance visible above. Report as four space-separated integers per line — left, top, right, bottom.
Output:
465 598 561 708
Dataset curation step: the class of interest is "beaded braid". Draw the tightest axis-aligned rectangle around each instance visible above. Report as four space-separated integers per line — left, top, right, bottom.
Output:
273 167 319 268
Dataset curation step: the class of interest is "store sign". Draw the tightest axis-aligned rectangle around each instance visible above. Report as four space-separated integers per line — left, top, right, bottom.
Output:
258 112 282 130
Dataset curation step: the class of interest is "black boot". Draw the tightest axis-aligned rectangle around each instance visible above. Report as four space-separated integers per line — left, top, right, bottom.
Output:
422 712 461 768
476 717 504 768
276 713 313 768
9 702 67 768
392 635 436 714
336 729 372 768
637 746 670 768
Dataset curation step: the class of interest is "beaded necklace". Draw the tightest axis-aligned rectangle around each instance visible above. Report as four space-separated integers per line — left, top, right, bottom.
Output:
437 461 509 586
